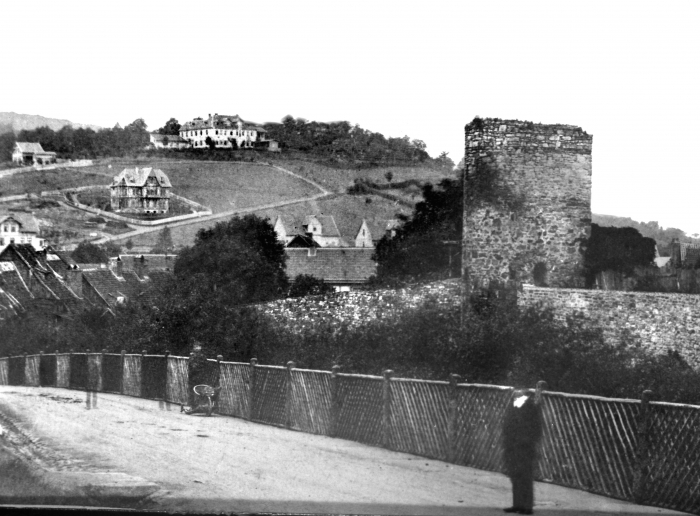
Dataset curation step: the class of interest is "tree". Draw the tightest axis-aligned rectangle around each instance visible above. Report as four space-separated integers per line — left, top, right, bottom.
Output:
583 223 656 286
151 226 174 254
289 274 333 297
374 178 463 284
385 171 393 183
205 136 216 150
125 239 134 251
175 214 288 306
436 151 455 170
71 241 108 263
159 118 181 136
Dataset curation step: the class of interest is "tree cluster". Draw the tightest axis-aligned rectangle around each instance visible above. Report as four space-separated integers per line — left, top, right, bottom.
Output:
0 119 150 161
263 116 435 166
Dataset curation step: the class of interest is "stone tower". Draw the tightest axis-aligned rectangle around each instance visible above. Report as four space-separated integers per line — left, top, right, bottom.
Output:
462 118 592 290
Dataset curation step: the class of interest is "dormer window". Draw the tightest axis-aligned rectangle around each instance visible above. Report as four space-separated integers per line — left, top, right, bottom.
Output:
308 248 317 257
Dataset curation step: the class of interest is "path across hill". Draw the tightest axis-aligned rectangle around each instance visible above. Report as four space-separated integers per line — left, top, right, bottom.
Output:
0 386 684 515
93 163 334 246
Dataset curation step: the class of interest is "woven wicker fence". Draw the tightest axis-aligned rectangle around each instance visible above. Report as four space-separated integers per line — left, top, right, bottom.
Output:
122 354 142 397
56 354 70 388
1 352 698 515
102 354 123 393
0 358 8 386
25 355 41 387
166 356 189 405
40 353 57 387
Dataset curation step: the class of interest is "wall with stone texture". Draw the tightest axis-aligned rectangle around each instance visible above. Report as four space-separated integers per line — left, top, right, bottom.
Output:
519 285 700 368
463 118 592 288
259 280 462 332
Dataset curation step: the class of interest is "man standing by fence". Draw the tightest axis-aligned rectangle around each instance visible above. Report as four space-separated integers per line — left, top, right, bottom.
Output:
186 342 209 408
502 389 543 515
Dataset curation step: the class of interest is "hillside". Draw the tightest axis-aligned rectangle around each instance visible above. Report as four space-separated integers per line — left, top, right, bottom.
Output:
0 112 101 133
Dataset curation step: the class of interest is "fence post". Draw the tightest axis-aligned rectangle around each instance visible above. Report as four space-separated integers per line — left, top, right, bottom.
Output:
69 349 74 390
119 350 126 395
285 361 296 429
248 358 257 421
164 350 170 401
140 350 146 398
100 349 106 393
382 369 393 450
55 350 60 388
23 352 27 386
39 351 44 387
634 389 653 504
447 374 461 463
330 365 341 438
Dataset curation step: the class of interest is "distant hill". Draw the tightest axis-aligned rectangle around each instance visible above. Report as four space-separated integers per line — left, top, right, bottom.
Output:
0 112 101 134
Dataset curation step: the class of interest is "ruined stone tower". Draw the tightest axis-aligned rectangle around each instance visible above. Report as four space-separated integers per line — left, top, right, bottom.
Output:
462 118 592 289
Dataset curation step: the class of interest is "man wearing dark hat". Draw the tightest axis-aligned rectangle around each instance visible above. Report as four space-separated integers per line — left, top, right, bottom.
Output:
502 389 543 514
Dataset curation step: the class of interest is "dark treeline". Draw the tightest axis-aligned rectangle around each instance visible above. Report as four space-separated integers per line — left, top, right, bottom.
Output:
0 119 150 161
263 115 453 167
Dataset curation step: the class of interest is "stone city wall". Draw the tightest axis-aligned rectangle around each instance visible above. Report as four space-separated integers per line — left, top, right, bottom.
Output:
463 118 592 288
519 285 700 368
259 280 462 332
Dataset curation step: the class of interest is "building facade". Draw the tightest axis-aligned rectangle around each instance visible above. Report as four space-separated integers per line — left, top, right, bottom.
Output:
179 113 269 149
462 118 592 289
110 167 172 214
0 213 46 250
12 142 57 165
149 133 189 149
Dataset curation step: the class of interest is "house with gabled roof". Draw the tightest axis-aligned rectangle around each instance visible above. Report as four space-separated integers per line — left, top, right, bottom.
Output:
180 113 270 149
0 212 46 251
110 167 172 214
12 142 57 166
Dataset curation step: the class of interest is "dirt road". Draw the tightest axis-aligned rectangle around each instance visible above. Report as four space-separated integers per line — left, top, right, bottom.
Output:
0 386 684 515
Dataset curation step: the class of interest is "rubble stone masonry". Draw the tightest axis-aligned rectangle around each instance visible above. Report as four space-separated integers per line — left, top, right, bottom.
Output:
463 118 592 288
520 286 700 368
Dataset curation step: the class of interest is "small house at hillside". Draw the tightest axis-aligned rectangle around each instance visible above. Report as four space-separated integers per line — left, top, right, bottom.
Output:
285 247 377 292
110 167 172 215
12 142 57 166
0 212 46 251
149 133 189 149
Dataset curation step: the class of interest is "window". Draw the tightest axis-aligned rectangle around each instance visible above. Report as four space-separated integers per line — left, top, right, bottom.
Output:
2 225 6 232
308 248 317 257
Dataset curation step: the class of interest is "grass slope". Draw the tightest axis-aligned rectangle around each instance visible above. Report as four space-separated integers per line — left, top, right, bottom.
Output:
0 168 109 197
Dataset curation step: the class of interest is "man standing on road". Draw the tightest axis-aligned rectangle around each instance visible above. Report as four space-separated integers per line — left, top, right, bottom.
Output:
186 342 209 408
502 389 543 515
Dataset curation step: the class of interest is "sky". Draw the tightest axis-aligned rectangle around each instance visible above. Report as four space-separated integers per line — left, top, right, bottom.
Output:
2 1 699 233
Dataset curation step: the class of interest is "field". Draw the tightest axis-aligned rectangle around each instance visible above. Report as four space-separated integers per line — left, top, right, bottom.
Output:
0 168 110 197
75 159 321 213
266 157 458 193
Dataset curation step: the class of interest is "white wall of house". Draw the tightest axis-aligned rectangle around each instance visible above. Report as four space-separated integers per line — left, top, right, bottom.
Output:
0 219 45 250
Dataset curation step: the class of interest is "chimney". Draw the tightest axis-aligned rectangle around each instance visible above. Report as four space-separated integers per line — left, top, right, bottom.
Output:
115 257 123 278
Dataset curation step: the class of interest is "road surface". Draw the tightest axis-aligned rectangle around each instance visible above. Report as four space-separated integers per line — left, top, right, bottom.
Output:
0 386 685 515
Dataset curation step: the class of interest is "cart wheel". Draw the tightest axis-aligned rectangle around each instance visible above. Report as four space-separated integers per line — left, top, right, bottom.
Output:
205 397 213 417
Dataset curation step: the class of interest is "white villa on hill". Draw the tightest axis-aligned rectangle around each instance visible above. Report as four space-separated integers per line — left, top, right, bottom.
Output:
180 113 271 149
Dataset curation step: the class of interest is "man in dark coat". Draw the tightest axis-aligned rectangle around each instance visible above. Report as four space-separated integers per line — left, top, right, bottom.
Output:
502 389 543 514
186 342 209 408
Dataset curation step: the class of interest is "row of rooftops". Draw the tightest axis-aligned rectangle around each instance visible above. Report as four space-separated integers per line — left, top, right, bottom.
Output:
0 245 173 319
